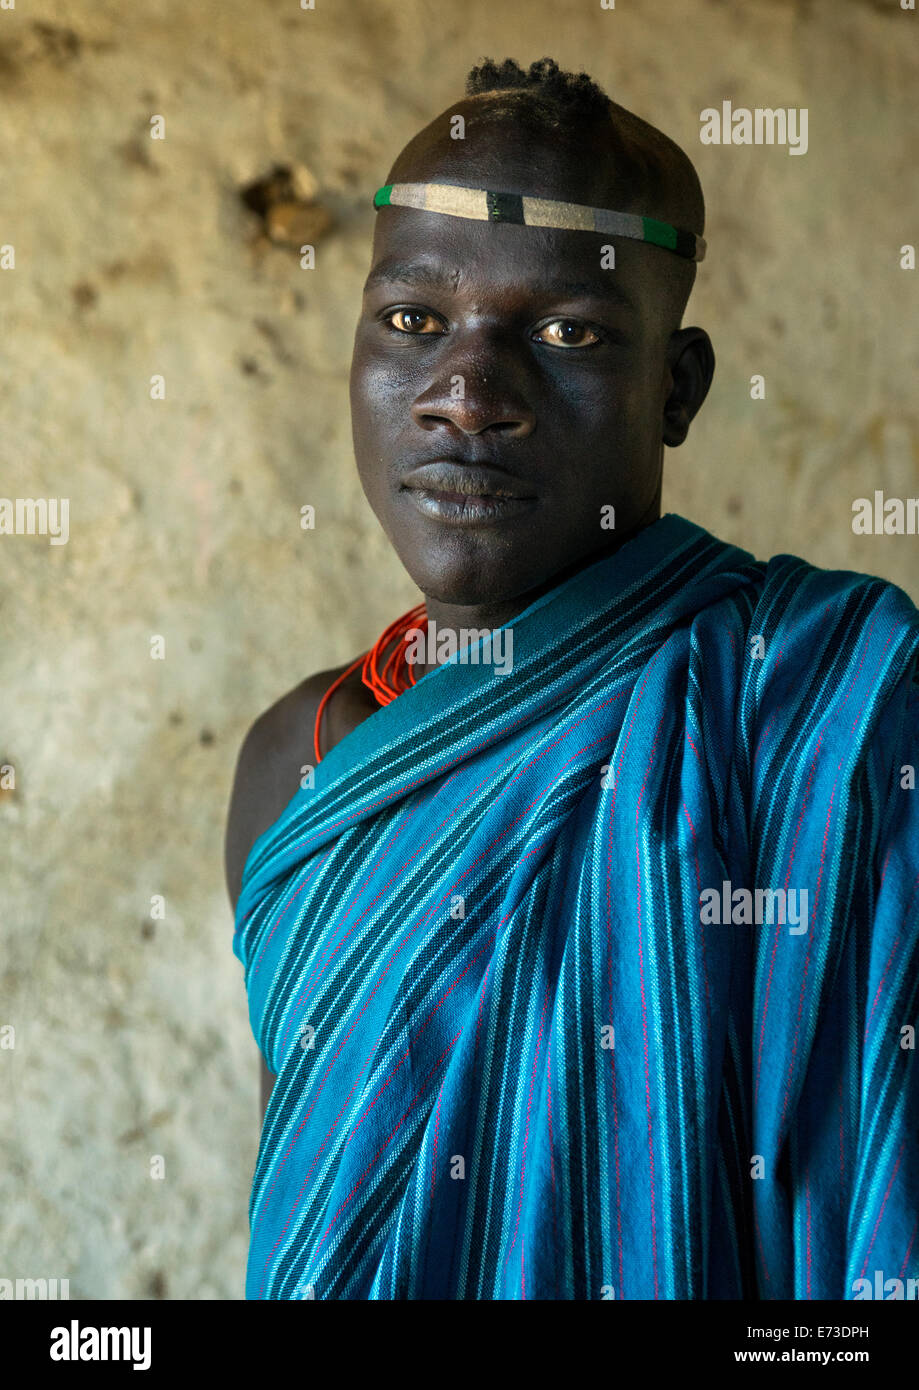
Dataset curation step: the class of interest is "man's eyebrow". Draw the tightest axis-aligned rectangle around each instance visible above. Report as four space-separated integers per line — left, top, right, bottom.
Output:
362 260 636 305
363 261 446 292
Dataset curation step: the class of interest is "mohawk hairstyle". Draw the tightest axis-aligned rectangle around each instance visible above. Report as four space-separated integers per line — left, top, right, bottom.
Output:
465 56 613 128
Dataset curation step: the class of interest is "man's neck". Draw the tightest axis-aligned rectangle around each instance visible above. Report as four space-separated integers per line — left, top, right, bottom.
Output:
413 514 660 680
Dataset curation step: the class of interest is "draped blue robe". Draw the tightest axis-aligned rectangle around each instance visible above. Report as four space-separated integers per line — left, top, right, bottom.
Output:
234 513 919 1299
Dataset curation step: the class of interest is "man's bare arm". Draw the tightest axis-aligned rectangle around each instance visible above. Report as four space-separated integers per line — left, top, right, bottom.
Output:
225 673 334 1131
226 661 378 1131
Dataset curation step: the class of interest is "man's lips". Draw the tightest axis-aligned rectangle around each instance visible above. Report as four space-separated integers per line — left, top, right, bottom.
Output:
397 460 538 526
399 460 536 501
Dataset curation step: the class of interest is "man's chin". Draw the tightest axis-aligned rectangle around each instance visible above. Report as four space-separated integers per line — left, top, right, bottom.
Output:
390 544 542 610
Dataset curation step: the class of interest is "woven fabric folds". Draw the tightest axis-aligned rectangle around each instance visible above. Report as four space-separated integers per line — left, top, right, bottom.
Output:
234 514 919 1300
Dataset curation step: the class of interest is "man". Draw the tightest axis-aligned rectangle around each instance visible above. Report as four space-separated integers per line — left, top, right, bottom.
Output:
225 58 919 1299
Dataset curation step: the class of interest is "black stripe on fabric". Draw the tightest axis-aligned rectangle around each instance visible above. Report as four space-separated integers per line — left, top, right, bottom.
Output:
726 584 763 810
260 822 376 1062
750 583 884 852
329 1094 468 1300
327 1168 415 1299
467 866 555 1296
562 908 591 1301
290 797 513 1079
280 1147 415 1299
719 1015 758 1297
654 707 701 1298
753 581 872 802
735 556 808 744
268 1073 425 1296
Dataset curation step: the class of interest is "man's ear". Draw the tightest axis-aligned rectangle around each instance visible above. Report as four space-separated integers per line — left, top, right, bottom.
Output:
662 327 715 448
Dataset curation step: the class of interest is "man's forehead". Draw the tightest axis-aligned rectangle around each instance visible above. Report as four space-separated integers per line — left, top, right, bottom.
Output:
365 207 657 304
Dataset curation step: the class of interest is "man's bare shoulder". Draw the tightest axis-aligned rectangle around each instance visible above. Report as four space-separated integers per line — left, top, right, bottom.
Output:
224 664 348 913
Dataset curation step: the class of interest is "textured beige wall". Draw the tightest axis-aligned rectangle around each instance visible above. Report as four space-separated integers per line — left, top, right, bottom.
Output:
1 0 916 1299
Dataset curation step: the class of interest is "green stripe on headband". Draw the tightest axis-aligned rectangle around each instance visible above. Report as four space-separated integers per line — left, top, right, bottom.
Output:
372 183 706 263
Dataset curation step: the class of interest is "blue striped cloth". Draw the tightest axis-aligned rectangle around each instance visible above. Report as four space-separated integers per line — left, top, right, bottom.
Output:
234 513 919 1299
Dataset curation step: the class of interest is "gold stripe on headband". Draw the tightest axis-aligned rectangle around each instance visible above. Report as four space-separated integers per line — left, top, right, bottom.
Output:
423 184 488 219
523 195 596 233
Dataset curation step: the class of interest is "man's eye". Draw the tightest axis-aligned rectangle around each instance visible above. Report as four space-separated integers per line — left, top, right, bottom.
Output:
533 319 602 348
385 309 444 334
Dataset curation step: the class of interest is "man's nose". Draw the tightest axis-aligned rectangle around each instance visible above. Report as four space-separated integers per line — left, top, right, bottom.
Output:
410 331 537 437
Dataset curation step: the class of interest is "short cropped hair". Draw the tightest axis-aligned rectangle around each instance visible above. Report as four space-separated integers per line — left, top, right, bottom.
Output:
465 56 613 128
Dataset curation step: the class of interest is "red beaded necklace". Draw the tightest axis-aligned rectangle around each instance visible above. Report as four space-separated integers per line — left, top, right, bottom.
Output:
313 603 428 763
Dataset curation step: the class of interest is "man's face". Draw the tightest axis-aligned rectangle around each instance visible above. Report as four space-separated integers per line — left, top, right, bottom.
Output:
350 118 687 607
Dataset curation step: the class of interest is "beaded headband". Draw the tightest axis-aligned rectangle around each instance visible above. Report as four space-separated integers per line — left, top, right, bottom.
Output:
372 182 706 263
